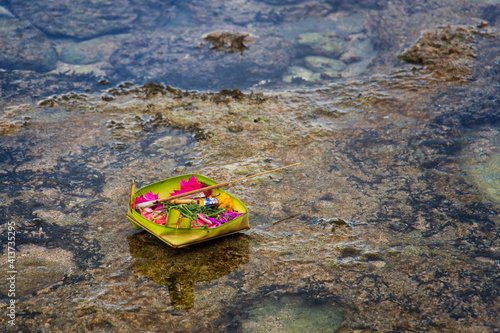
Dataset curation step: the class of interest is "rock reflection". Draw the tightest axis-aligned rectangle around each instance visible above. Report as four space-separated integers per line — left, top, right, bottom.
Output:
127 231 250 310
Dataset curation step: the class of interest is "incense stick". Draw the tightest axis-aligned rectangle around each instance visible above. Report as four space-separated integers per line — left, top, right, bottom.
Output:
136 162 300 209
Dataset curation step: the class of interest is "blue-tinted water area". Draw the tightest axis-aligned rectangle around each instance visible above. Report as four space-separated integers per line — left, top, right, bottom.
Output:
0 0 499 332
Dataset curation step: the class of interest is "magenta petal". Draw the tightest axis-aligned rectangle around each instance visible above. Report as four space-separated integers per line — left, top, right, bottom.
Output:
187 175 201 189
170 175 204 196
209 210 242 225
135 191 159 205
179 178 189 188
144 192 158 201
207 216 219 224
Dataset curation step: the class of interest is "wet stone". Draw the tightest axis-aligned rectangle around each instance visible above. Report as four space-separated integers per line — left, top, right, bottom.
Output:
398 25 479 79
341 34 372 64
0 5 14 18
0 18 57 72
125 0 177 29
238 294 343 332
282 66 322 83
181 0 268 26
294 32 345 58
325 0 387 10
203 30 252 54
227 122 244 133
303 56 347 75
10 0 137 39
109 27 295 90
57 34 127 65
462 135 500 205
481 5 500 25
0 104 34 135
0 245 75 298
257 0 302 4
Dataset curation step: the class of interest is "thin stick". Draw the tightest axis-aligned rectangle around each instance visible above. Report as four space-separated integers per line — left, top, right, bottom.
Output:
136 162 300 208
272 213 300 226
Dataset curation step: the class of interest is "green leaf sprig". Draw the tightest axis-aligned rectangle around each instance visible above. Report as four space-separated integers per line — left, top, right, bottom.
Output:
161 202 226 222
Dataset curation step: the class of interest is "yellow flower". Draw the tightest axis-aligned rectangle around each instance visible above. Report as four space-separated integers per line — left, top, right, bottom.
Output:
214 192 234 212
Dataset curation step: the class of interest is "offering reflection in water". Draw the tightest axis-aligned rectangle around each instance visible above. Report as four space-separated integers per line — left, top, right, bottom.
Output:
127 231 250 310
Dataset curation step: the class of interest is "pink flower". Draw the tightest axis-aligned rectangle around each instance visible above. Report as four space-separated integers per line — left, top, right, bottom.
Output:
141 207 167 225
170 175 202 197
136 191 157 204
153 215 167 226
170 175 212 198
135 191 162 210
197 213 217 228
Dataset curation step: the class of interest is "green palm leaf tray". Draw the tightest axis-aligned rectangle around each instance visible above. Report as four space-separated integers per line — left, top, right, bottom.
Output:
126 174 250 248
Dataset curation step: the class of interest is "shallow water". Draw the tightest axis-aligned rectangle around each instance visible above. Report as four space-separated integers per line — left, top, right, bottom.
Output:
1 0 499 332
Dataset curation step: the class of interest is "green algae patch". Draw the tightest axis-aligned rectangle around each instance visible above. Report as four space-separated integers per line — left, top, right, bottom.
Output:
462 139 500 206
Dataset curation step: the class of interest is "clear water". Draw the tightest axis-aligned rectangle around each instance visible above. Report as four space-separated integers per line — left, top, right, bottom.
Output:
0 0 499 332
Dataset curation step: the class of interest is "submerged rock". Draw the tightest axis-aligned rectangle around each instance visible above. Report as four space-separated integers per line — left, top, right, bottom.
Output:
481 5 500 25
181 0 268 26
10 0 137 39
0 5 15 18
58 34 128 65
398 25 479 80
325 0 387 10
0 245 75 298
294 32 344 58
0 18 57 72
0 104 33 135
304 55 346 76
398 25 476 66
257 0 303 4
340 33 372 64
203 30 252 54
239 294 343 332
127 0 177 29
282 65 322 83
110 27 294 90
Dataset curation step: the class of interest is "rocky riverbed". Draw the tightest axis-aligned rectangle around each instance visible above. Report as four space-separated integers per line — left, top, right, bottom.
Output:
0 0 499 332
